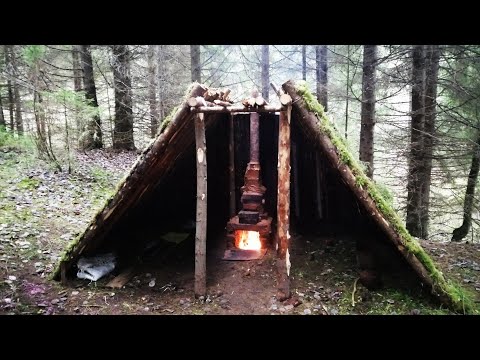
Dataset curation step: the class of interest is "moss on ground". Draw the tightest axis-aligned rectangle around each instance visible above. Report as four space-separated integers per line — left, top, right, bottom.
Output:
294 80 477 314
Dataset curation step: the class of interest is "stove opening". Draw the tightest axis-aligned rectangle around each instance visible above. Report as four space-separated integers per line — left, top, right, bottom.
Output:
235 230 261 250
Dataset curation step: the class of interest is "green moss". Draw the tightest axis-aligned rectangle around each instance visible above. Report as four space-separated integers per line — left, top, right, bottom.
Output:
17 177 40 190
295 81 477 314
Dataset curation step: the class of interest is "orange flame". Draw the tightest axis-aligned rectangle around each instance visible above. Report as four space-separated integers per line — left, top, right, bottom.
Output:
235 230 261 250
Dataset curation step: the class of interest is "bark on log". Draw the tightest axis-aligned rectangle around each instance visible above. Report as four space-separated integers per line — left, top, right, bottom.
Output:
223 88 231 101
195 113 207 297
214 99 231 107
277 107 291 301
282 80 445 303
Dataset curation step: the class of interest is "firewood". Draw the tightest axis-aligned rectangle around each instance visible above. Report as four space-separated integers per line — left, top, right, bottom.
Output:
203 89 218 102
214 99 231 107
280 94 292 106
223 88 231 101
188 96 207 107
241 98 250 107
106 267 135 288
255 96 266 107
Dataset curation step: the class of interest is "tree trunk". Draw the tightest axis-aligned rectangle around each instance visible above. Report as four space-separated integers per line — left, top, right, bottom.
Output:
112 45 135 150
302 45 307 81
191 45 201 83
33 90 48 154
79 45 103 149
0 90 5 128
419 45 440 239
452 132 480 242
277 107 291 301
6 80 14 132
406 45 426 238
316 45 328 111
359 45 377 179
194 113 207 297
157 45 166 120
13 78 23 135
7 46 23 135
261 45 269 101
4 45 15 132
344 45 350 139
147 45 159 138
72 45 83 135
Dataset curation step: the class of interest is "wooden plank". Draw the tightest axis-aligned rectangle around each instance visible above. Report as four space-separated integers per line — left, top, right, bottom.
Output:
276 107 291 301
106 267 135 288
229 114 236 217
194 113 207 297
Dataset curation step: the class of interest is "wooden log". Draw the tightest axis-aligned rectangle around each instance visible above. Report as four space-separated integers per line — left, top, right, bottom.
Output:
188 96 207 107
223 88 231 101
282 80 446 303
190 105 285 113
106 267 135 288
229 114 236 218
204 89 219 102
280 94 292 106
255 96 266 106
194 112 207 298
276 107 291 301
214 99 231 107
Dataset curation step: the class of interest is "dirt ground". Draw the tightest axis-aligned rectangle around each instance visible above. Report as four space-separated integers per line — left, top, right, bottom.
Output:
1 147 480 315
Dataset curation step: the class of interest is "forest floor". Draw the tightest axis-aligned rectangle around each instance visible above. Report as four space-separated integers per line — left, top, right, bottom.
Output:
1 137 480 315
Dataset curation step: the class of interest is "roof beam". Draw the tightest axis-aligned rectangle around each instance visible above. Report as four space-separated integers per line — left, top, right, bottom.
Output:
190 105 285 114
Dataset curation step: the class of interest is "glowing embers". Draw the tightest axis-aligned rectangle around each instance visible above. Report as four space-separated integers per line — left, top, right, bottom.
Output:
235 230 261 250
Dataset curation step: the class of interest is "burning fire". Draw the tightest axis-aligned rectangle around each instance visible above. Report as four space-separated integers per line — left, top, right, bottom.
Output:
235 230 261 250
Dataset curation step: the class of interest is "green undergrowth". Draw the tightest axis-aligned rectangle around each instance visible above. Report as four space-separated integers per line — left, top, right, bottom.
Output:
295 80 477 314
337 286 453 315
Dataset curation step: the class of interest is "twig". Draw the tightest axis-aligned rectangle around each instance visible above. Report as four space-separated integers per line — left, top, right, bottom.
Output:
321 303 329 315
80 304 102 308
352 277 360 307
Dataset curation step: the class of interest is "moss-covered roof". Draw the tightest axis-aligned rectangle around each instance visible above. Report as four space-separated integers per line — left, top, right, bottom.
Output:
292 80 476 314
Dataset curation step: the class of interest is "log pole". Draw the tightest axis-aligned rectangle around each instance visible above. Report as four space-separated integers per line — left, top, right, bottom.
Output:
195 113 207 297
190 105 285 113
276 106 292 301
229 114 236 217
